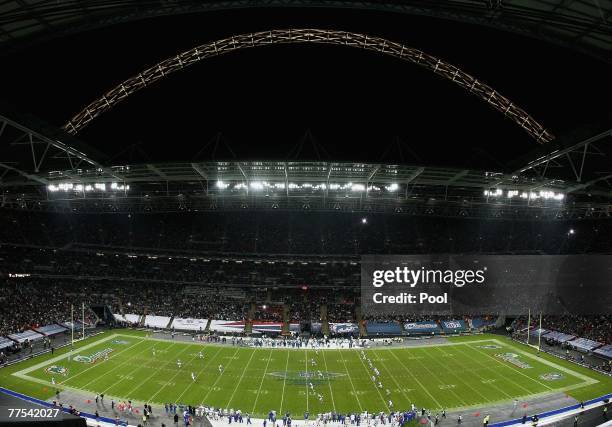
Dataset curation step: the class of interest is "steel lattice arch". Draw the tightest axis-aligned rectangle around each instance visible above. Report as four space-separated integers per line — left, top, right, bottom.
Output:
63 28 554 143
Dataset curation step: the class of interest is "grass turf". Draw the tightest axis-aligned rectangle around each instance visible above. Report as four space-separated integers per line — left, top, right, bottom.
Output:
2 330 610 418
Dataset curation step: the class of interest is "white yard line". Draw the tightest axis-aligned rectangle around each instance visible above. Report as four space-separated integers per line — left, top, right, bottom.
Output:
337 349 364 412
405 347 469 407
278 350 291 415
387 348 443 409
495 339 598 384
469 344 554 391
13 333 119 376
304 348 309 413
423 346 492 404
134 343 196 401
354 350 390 412
320 348 337 412
451 344 528 397
174 346 225 404
251 348 275 413
79 340 158 390
9 334 600 416
372 349 414 404
121 342 185 398
59 338 148 385
225 348 259 408
200 347 242 405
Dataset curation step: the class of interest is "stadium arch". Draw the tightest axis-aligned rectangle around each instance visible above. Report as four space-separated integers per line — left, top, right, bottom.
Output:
63 28 554 143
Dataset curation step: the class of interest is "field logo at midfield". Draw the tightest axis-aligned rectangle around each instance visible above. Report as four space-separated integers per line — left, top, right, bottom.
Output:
73 348 114 364
268 371 346 385
478 344 502 349
540 372 564 381
495 352 532 369
44 365 68 376
111 339 130 345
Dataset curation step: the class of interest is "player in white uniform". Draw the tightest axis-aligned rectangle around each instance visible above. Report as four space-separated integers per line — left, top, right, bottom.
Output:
177 359 182 369
51 377 56 385
218 364 223 373
191 372 196 381
199 351 203 359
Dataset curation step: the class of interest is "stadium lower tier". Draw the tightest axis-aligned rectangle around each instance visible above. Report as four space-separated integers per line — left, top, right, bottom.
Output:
3 330 610 422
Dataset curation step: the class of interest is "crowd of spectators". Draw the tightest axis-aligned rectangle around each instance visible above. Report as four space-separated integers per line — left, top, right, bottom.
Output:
0 244 360 289
0 279 99 337
516 314 612 344
1 208 611 349
1 209 611 255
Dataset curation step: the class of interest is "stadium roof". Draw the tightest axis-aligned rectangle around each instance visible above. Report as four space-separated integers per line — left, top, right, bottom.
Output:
1 111 611 219
1 0 611 63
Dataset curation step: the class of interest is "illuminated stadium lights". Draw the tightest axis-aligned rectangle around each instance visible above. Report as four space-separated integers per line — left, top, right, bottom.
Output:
110 183 128 191
214 181 400 192
484 189 503 197
47 182 129 193
485 188 565 200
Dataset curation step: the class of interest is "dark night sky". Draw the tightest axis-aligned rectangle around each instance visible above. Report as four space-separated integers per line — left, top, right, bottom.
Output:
2 7 611 169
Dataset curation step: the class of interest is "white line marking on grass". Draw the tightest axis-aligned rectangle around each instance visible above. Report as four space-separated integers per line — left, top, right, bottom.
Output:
495 339 597 384
119 342 182 397
279 350 291 415
130 342 196 402
225 348 259 408
388 349 443 410
79 340 160 390
451 344 527 397
354 351 390 412
305 348 309 413
200 347 241 405
14 333 120 376
320 348 337 412
469 344 554 391
409 347 469 407
59 338 148 385
174 346 225 404
424 346 492 404
337 349 363 412
251 348 274 413
373 349 413 404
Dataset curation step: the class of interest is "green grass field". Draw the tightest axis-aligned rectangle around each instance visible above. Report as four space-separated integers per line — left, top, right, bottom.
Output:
2 330 610 418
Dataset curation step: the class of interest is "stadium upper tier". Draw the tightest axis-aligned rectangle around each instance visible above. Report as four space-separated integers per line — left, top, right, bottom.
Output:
1 210 611 255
